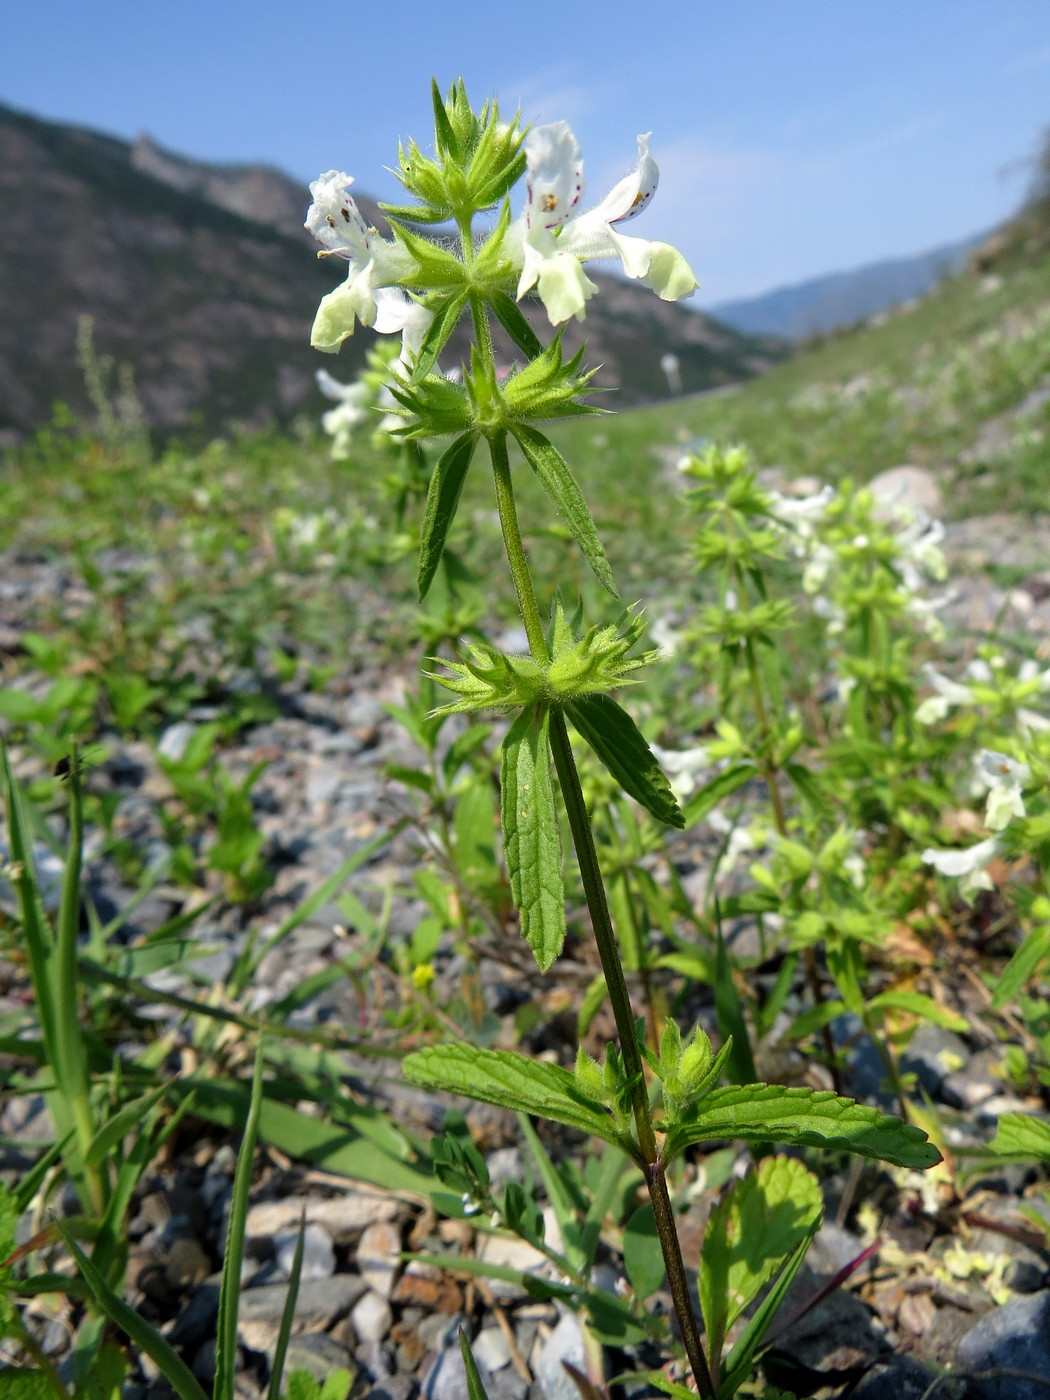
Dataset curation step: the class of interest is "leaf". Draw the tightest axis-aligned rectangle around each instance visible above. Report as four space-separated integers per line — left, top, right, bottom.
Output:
501 706 566 971
988 1113 1050 1162
991 925 1050 1011
60 1231 208 1400
714 930 757 1086
663 1083 941 1168
565 695 684 829
403 1044 622 1144
486 289 543 359
623 1202 665 1299
683 764 755 825
511 424 616 596
215 1048 265 1400
166 1079 433 1195
411 291 468 381
418 434 478 601
84 1083 172 1168
267 1210 306 1400
459 1329 493 1400
0 1373 56 1400
699 1157 822 1367
865 990 969 1032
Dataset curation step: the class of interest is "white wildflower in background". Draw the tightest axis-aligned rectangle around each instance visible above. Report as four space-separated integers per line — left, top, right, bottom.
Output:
922 837 1004 902
973 749 1030 831
511 123 698 325
915 664 974 724
767 484 835 545
650 615 684 658
316 368 368 459
650 742 711 802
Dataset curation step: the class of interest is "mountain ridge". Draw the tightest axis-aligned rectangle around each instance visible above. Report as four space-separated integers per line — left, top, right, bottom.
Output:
0 102 783 444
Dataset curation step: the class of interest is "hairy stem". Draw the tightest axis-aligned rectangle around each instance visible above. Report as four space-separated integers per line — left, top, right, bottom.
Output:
548 710 716 1400
489 433 547 660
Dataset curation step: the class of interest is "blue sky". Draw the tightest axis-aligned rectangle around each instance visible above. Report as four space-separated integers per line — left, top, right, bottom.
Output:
5 2 1050 303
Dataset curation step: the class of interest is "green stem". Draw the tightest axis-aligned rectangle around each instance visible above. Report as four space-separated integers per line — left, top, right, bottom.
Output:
547 711 716 1400
489 433 547 660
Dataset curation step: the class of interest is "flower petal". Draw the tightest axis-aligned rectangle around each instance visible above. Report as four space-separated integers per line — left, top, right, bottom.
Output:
523 122 585 231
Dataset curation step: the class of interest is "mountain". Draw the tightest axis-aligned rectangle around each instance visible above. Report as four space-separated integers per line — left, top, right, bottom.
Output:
708 236 986 342
0 103 784 445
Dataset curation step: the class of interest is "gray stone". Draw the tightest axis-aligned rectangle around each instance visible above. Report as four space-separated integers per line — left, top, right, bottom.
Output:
157 721 198 761
237 1274 365 1353
244 1191 399 1245
536 1313 585 1400
899 1025 969 1098
851 1355 937 1400
280 1332 356 1383
942 1047 1006 1110
472 1324 512 1372
351 1290 393 1344
955 1291 1050 1399
356 1219 402 1299
275 1222 335 1281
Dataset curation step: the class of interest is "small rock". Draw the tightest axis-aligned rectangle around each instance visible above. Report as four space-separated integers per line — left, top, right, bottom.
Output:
357 1219 402 1299
164 1237 211 1290
244 1190 399 1245
868 465 942 520
942 1047 1006 1110
157 721 198 761
351 1290 393 1344
955 1291 1050 1399
275 1222 335 1281
899 1025 969 1098
237 1275 366 1353
475 1225 557 1301
472 1325 512 1372
851 1355 937 1400
536 1313 585 1400
280 1332 356 1384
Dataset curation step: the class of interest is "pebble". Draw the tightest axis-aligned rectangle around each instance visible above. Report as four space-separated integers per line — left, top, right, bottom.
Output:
356 1219 403 1299
236 1275 366 1354
899 1025 969 1098
471 1324 512 1373
274 1222 336 1281
536 1313 585 1400
244 1191 400 1245
955 1290 1050 1400
280 1332 357 1383
941 1047 1007 1110
351 1290 393 1344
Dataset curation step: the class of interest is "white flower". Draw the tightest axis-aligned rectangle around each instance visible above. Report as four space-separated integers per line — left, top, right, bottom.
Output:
512 124 698 324
316 368 368 459
767 484 835 541
922 836 1003 902
651 742 711 801
915 664 974 724
649 615 684 657
973 749 1030 830
305 171 416 351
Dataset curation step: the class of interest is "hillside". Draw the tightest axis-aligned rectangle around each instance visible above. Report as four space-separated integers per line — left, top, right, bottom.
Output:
709 235 983 342
554 210 1050 522
0 104 783 444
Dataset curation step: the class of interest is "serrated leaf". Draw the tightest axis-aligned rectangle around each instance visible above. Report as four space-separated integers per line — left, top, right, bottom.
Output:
403 1044 622 1144
988 1113 1050 1161
486 289 543 358
565 695 684 829
663 1083 941 1168
623 1202 664 1299
511 424 616 596
501 706 566 971
683 764 755 825
418 434 477 601
699 1156 822 1366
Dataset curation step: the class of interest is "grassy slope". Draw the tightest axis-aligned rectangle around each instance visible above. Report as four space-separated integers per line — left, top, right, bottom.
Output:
554 244 1050 523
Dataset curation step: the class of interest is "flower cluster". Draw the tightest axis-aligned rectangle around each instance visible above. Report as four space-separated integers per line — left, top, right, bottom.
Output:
303 83 698 366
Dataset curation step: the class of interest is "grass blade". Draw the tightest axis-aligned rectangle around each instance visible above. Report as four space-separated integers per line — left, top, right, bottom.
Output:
266 1207 306 1400
60 1229 208 1400
214 1045 265 1400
